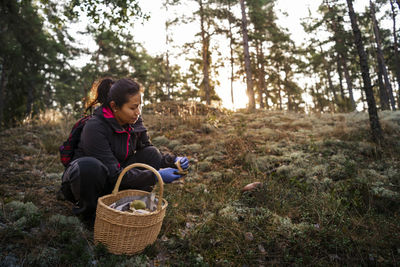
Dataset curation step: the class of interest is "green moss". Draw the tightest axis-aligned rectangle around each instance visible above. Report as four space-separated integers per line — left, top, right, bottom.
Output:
200 123 214 134
151 135 170 147
168 139 181 150
197 161 211 172
3 201 41 229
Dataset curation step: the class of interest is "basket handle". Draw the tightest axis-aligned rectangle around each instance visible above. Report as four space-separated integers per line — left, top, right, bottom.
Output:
112 163 164 211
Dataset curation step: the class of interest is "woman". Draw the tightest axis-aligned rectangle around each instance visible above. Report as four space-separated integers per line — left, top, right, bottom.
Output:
60 77 189 223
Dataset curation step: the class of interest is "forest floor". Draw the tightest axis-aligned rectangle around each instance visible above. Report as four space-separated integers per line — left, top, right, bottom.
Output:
0 102 399 266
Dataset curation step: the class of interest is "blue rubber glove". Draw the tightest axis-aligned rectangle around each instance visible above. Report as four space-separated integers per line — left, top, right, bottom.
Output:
175 156 189 170
159 168 182 183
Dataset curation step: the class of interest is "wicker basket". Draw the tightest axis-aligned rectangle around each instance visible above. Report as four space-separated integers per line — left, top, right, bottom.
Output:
94 163 168 255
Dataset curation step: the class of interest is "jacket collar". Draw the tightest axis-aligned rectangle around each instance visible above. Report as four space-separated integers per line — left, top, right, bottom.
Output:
94 106 147 133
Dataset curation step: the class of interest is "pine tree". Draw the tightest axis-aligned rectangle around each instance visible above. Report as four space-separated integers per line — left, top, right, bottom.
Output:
346 0 383 145
370 0 396 110
239 0 255 110
389 0 400 108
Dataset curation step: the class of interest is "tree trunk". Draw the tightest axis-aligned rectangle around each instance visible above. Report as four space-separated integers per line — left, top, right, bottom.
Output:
199 0 211 105
284 71 292 111
239 0 255 111
260 42 268 109
259 42 267 109
337 56 345 100
370 0 396 110
341 57 356 111
377 68 390 110
165 52 171 99
314 85 324 113
337 57 349 112
319 45 338 111
164 1 171 99
396 0 400 9
228 1 235 106
277 77 282 110
347 0 383 145
255 40 265 109
0 62 7 128
26 82 34 119
390 0 400 105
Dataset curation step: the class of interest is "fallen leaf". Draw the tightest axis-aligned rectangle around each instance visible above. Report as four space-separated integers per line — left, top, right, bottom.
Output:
241 182 262 192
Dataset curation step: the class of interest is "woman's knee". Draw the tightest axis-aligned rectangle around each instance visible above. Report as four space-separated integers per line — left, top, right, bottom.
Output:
77 157 108 176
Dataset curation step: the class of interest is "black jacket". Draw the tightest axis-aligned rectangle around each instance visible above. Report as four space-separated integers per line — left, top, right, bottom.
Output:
73 106 175 189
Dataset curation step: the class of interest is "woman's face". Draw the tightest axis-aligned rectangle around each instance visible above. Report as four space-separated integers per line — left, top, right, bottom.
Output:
112 92 142 126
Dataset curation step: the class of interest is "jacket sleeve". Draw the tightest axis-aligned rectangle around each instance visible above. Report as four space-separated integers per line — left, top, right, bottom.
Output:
136 130 177 168
80 120 156 190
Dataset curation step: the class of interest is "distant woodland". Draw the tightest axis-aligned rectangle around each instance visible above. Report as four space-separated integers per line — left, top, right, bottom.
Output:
1 0 400 143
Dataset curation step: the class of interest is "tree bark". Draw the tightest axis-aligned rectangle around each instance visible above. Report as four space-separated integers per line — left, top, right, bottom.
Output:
320 45 338 111
239 0 255 111
165 3 171 99
277 76 282 110
284 70 292 111
255 40 265 109
336 56 345 100
26 82 34 119
347 0 383 145
0 62 7 128
228 1 235 106
341 57 356 111
390 0 400 106
370 0 396 110
260 42 269 109
163 0 171 99
377 69 390 110
199 0 211 105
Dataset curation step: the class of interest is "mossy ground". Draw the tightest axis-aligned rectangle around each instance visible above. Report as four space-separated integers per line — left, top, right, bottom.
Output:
0 105 399 266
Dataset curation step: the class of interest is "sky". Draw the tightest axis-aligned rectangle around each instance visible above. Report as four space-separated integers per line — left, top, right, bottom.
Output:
70 0 374 110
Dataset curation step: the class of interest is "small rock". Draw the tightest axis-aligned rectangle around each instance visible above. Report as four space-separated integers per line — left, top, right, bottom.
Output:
329 254 341 261
241 182 262 192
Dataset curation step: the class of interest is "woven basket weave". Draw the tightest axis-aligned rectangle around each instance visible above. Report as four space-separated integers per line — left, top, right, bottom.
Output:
94 163 168 255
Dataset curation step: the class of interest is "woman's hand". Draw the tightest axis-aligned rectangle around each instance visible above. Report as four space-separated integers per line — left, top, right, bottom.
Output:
159 168 182 183
175 156 189 170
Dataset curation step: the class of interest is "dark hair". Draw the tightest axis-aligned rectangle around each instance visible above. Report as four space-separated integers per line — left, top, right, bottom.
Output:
85 77 141 113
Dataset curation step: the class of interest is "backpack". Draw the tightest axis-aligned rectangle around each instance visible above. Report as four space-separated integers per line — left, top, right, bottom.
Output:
59 115 93 167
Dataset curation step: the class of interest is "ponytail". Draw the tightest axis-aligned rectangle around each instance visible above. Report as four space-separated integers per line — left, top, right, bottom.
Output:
85 77 114 113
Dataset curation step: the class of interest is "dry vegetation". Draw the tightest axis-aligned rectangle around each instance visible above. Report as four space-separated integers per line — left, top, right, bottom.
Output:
0 103 399 266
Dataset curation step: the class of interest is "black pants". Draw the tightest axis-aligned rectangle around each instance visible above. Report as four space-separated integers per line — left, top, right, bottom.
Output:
61 146 162 220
